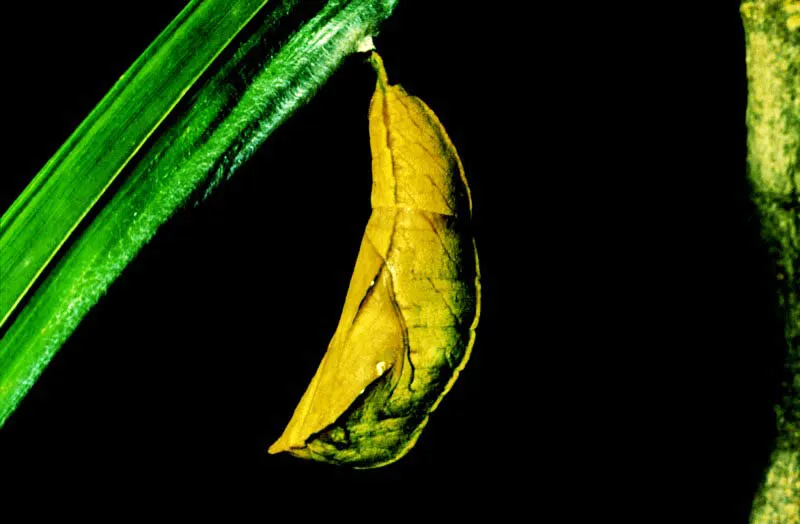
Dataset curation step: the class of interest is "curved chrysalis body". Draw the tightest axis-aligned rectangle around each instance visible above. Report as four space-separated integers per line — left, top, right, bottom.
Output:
269 52 480 468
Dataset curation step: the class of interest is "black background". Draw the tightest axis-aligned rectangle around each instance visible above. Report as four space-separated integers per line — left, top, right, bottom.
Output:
0 1 784 520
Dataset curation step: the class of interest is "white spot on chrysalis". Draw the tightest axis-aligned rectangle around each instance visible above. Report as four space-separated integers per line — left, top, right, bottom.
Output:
376 361 386 376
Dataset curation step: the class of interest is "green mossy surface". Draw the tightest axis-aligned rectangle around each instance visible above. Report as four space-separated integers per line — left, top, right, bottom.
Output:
742 1 800 521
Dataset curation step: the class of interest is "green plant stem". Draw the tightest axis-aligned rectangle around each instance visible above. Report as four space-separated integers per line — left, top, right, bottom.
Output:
741 1 800 522
0 0 397 427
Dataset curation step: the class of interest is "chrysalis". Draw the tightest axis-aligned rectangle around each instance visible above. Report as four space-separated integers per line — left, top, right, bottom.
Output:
269 51 480 468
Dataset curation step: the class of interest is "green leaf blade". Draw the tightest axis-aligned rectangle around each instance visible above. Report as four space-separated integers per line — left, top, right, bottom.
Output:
0 0 270 329
0 0 397 427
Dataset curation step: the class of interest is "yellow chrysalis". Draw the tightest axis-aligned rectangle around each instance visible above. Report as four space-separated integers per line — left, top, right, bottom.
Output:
269 52 480 468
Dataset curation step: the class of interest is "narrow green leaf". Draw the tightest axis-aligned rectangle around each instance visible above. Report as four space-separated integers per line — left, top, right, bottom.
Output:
0 0 270 329
0 0 398 427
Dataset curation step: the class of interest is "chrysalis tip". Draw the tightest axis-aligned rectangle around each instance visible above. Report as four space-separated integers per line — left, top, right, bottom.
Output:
369 51 389 87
